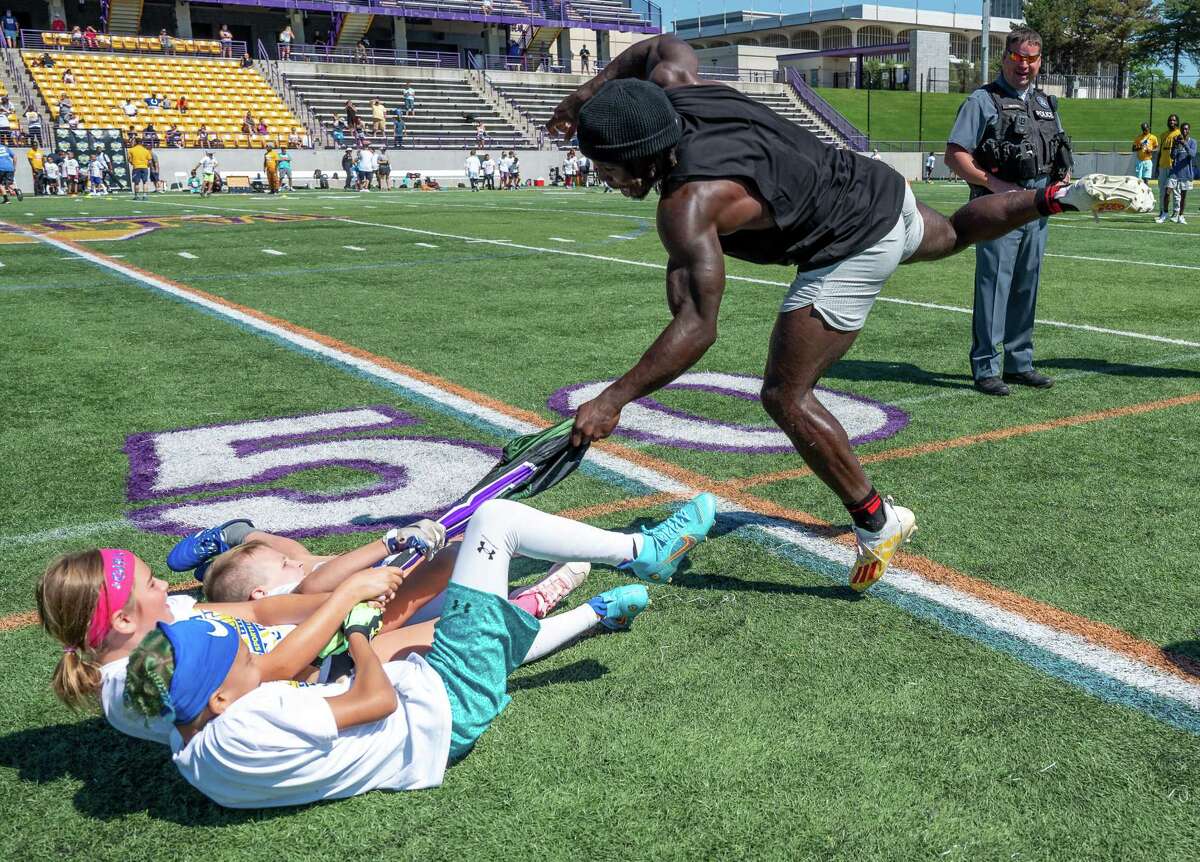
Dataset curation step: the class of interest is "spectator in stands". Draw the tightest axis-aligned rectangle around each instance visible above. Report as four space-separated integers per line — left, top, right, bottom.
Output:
26 142 43 194
376 149 390 189
84 25 98 49
241 51 254 69
287 128 301 148
66 114 80 131
145 93 163 109
355 36 371 64
508 39 520 57
2 9 18 48
345 100 361 129
403 85 416 117
159 29 174 55
1165 122 1195 225
465 149 481 190
475 120 487 147
481 0 494 14
277 146 292 190
70 26 83 49
24 105 41 143
50 14 65 32
38 53 55 69
264 144 280 193
123 99 138 119
220 25 234 58
176 95 188 114
1156 114 1180 221
257 118 269 136
143 123 160 147
340 150 353 188
197 123 211 147
242 111 256 134
579 44 591 73
332 118 347 146
352 124 366 148
166 124 183 147
482 152 495 189
57 95 72 124
392 108 405 148
125 125 138 146
278 25 293 60
371 100 386 135
61 67 75 85
562 148 577 187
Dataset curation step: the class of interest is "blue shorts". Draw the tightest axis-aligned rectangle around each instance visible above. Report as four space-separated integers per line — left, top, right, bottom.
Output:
424 583 540 762
1135 160 1153 180
132 168 149 183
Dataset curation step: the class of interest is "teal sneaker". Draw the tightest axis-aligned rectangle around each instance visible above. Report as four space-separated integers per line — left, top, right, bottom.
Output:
587 584 650 631
620 492 717 583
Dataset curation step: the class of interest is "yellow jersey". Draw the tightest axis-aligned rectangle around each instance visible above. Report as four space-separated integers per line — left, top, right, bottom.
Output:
27 149 44 170
1133 133 1158 162
1159 128 1181 167
128 144 151 169
264 150 278 169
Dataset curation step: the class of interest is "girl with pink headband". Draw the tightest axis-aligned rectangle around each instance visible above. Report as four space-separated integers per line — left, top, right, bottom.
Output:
36 547 432 745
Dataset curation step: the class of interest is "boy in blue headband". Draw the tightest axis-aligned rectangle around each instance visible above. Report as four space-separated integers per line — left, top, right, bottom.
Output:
125 495 715 807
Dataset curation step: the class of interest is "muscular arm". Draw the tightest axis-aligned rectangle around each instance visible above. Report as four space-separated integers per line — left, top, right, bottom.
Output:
571 182 739 445
547 34 700 136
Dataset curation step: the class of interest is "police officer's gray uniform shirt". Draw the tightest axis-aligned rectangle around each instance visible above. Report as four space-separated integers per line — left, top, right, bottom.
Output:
948 78 1062 381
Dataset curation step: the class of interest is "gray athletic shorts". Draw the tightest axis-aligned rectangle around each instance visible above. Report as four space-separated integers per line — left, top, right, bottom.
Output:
781 184 925 331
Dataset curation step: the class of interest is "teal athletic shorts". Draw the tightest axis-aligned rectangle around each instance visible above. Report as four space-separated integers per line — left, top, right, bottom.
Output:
425 582 540 762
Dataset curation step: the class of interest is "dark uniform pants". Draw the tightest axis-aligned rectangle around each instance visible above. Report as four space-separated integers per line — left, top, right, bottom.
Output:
970 214 1048 380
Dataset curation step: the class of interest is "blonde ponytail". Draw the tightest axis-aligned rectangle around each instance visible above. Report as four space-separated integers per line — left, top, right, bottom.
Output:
35 550 114 710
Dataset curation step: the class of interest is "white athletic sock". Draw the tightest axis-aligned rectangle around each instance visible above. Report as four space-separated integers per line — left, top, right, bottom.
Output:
521 603 601 664
452 499 638 598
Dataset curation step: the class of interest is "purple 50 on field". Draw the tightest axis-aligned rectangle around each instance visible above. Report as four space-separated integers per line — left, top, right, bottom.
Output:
125 406 499 539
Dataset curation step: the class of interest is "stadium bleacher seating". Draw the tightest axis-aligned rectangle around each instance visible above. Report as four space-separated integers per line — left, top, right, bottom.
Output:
376 0 533 16
491 76 841 148
22 50 306 147
283 71 532 149
564 0 650 25
35 30 227 55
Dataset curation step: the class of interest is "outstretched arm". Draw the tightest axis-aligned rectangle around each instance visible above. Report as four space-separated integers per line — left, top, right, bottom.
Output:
571 186 727 446
325 631 398 730
547 34 701 138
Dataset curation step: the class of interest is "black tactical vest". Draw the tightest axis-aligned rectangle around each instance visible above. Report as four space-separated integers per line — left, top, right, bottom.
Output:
972 82 1072 193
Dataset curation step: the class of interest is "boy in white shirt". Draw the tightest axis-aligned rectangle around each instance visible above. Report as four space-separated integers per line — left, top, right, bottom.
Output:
42 156 60 194
88 152 107 194
464 149 481 191
62 151 80 194
124 494 715 808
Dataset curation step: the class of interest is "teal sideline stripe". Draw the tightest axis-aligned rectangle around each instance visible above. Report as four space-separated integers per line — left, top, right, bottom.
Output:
53 240 1200 735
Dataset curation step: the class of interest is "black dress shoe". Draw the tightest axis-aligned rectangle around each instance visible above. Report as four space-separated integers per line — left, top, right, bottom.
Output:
974 376 1010 396
1003 370 1054 389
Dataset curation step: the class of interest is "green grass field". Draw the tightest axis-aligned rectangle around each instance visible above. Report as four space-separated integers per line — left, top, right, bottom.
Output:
816 88 1200 149
2 183 1199 860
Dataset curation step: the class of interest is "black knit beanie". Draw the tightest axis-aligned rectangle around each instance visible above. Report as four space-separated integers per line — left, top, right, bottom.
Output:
577 79 682 163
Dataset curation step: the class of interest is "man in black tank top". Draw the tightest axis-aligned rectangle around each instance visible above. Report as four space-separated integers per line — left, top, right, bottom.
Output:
547 35 1152 591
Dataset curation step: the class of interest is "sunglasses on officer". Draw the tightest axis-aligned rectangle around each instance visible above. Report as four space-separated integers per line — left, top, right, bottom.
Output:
1005 49 1042 63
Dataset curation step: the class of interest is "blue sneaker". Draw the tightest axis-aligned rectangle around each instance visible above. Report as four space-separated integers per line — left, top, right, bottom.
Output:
166 518 254 577
620 492 717 583
587 584 650 631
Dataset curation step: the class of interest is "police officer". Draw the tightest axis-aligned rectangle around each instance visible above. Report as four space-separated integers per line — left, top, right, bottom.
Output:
945 27 1072 396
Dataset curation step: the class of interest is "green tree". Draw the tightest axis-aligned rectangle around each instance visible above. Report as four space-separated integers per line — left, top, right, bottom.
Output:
1137 0 1200 96
1086 0 1158 96
1022 0 1100 75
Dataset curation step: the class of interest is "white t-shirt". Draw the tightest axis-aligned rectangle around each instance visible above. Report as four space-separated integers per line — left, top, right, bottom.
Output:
63 157 79 177
925 155 935 169
123 102 138 117
465 155 481 177
481 158 494 176
170 655 451 808
563 157 576 175
89 159 105 178
43 161 60 180
498 156 511 174
199 156 217 175
100 594 299 745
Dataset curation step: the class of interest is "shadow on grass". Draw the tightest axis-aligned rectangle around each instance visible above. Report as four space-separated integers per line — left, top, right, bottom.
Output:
827 359 973 391
0 717 287 825
510 658 608 692
1038 357 1200 380
1162 641 1200 678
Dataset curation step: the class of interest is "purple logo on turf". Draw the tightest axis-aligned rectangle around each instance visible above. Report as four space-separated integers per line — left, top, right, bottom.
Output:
547 372 908 453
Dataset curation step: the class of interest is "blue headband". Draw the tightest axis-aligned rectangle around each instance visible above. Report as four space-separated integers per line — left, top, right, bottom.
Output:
159 617 240 725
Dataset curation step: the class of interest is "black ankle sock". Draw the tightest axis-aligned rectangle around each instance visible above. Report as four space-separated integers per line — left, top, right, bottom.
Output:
846 488 887 532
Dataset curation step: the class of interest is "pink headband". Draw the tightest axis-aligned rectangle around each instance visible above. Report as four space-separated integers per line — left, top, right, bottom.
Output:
86 549 135 649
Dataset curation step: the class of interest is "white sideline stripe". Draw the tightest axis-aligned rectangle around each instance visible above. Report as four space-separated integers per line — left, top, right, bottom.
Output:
1046 253 1200 272
178 251 198 259
414 242 438 248
343 245 366 251
609 234 636 240
0 260 4 268
334 218 1200 350
760 521 1200 709
9 218 1198 717
548 236 576 243
0 519 129 550
262 248 286 256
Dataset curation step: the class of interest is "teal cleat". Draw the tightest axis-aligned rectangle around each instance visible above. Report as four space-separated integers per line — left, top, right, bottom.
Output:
588 584 650 631
620 492 717 583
